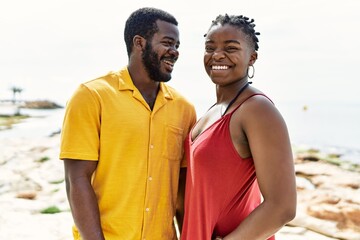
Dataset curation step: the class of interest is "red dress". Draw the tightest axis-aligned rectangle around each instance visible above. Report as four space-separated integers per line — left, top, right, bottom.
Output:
181 94 275 240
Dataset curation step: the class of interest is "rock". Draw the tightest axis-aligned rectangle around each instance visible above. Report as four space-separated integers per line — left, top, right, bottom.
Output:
16 191 37 200
22 100 63 109
277 225 339 240
0 135 72 240
292 157 360 239
296 176 316 190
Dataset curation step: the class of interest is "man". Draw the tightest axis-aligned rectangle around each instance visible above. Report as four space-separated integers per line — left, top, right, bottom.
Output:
60 7 196 240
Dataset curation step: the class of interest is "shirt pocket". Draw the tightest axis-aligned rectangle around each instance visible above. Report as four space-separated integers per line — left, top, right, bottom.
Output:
162 125 184 161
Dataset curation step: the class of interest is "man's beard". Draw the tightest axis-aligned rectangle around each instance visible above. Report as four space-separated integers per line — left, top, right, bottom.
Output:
141 42 172 82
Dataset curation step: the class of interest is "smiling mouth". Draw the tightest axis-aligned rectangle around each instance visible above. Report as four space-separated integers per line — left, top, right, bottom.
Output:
163 59 175 67
211 65 229 70
162 58 176 72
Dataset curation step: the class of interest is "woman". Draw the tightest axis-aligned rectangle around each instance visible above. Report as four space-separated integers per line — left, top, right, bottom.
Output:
181 14 297 240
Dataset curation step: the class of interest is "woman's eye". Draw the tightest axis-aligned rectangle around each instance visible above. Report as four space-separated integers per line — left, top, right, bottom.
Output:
205 46 214 52
226 47 238 52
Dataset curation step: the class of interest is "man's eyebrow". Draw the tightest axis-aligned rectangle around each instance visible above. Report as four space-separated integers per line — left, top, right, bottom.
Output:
163 36 180 45
163 36 178 41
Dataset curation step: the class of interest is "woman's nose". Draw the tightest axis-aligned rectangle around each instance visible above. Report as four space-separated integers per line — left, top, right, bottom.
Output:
212 50 225 60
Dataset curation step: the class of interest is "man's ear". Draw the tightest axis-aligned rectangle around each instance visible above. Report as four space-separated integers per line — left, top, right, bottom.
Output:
249 51 258 65
133 35 146 51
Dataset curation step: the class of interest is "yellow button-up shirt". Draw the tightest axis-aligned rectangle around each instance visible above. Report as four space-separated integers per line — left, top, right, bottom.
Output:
60 67 196 239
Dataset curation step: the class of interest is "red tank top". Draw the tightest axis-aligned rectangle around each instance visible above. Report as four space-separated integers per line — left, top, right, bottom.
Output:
181 94 275 240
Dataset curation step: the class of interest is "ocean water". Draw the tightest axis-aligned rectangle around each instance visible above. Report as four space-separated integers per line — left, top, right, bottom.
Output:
276 101 360 164
1 102 359 164
0 108 64 140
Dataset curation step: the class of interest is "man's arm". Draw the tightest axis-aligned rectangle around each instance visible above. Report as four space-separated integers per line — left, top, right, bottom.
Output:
64 159 105 240
175 167 187 233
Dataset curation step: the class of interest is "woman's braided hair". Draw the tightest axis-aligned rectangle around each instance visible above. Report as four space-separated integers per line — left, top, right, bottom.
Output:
204 14 260 51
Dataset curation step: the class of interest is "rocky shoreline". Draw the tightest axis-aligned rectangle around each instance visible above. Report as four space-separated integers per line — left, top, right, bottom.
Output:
0 132 359 239
289 150 360 240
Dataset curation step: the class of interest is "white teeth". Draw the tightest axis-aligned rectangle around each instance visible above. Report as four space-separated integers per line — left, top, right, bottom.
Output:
163 60 174 66
212 65 229 70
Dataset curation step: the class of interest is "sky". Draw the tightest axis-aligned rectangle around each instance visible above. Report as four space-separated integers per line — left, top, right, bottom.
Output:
1 0 360 114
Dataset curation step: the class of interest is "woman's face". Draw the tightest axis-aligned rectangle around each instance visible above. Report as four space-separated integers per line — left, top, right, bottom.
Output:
204 24 257 86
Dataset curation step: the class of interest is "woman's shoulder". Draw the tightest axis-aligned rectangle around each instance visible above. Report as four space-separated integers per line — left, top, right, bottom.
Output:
233 90 282 123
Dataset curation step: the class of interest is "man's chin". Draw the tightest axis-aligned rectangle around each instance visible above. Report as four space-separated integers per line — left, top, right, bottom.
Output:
154 78 171 83
162 75 172 82
153 74 172 82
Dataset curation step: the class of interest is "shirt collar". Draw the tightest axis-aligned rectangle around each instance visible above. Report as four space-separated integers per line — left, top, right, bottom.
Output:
117 66 173 100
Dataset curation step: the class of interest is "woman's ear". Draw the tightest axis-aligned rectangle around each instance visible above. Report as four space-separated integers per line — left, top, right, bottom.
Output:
249 51 258 65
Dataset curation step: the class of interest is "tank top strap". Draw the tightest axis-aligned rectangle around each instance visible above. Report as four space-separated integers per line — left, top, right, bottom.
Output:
228 93 273 116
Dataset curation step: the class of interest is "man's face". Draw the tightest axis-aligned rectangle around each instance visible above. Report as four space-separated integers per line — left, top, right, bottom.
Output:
141 42 168 82
141 20 180 82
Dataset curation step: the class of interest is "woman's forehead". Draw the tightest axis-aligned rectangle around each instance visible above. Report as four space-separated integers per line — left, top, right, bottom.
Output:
206 24 246 41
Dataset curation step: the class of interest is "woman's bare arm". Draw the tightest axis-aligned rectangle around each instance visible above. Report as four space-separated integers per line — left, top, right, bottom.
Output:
225 97 297 240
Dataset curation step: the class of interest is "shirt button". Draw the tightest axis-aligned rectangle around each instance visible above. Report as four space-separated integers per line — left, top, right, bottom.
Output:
145 208 150 212
148 177 153 181
150 144 154 149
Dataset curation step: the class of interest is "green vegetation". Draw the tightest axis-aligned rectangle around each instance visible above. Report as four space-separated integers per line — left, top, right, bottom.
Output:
49 179 65 184
10 86 23 104
293 145 360 173
0 115 29 130
36 156 50 163
40 206 61 214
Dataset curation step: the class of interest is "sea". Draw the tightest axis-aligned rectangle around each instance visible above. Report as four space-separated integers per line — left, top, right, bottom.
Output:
0 101 359 165
276 101 360 164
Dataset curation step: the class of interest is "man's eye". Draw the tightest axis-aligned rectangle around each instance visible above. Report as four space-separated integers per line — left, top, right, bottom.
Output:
163 41 179 49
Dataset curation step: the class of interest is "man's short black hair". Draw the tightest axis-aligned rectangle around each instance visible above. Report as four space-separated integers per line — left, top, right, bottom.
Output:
124 7 178 57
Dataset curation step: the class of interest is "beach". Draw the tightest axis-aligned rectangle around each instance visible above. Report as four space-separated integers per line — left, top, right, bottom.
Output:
0 109 359 240
2 0 360 237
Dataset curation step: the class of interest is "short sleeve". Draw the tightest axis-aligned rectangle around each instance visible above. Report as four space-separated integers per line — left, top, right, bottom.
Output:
59 84 101 161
